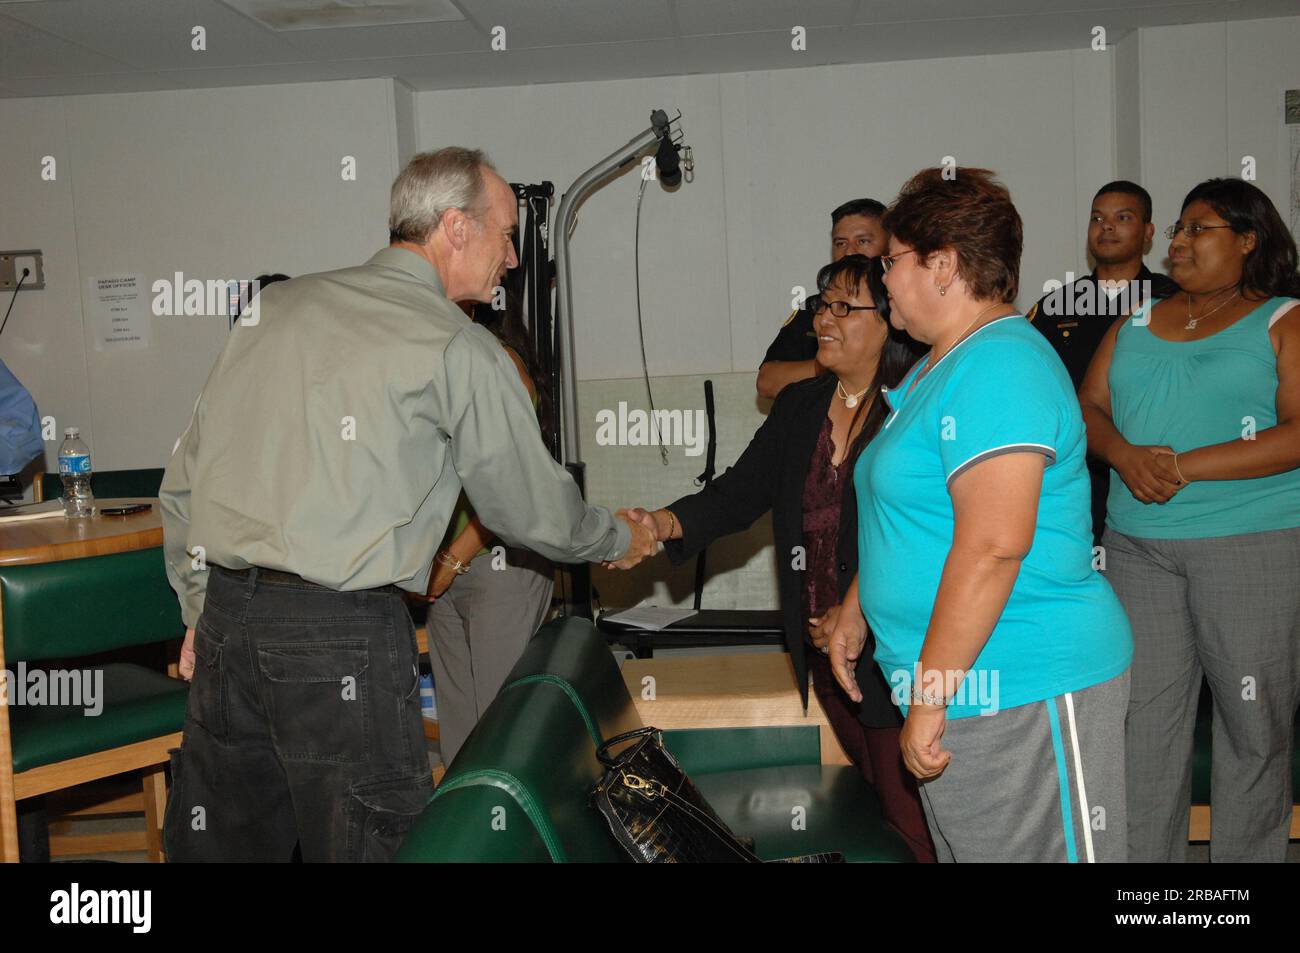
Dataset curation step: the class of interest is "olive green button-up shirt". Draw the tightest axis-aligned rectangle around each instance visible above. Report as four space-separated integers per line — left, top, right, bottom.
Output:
159 246 629 627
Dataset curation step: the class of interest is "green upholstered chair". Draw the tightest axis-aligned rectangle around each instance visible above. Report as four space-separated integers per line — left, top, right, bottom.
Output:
0 547 188 862
34 468 165 505
397 678 626 862
397 617 913 863
498 615 642 748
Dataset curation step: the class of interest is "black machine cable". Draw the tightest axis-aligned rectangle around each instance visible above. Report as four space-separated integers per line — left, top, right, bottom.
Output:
0 269 30 339
634 174 669 466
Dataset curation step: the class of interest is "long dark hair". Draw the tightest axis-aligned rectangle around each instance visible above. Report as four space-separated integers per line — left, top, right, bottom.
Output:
469 287 556 448
814 254 924 465
1180 178 1300 298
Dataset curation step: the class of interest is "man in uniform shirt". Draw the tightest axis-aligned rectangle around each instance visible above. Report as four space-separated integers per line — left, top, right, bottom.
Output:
756 198 888 399
159 147 656 862
1027 180 1178 543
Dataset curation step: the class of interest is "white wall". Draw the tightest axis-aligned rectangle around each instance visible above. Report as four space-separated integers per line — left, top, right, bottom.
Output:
415 47 1116 382
0 97 87 487
0 77 404 474
413 48 1118 608
1137 16 1299 272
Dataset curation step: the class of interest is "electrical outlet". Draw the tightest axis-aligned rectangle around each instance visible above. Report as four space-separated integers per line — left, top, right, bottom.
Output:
0 250 45 291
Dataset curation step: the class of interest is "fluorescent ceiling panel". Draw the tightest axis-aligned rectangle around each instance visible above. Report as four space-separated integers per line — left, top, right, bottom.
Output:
220 0 464 31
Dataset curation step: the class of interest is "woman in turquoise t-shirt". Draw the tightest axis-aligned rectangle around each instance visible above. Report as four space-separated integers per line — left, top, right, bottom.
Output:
827 167 1133 862
1080 178 1300 863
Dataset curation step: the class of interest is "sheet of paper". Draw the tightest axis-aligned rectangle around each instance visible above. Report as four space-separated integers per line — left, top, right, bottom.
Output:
602 606 699 631
0 500 65 523
89 274 150 351
1288 90 1299 239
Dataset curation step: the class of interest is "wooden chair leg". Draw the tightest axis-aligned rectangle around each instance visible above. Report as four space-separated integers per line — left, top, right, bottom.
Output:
0 672 19 863
142 766 167 863
0 799 16 863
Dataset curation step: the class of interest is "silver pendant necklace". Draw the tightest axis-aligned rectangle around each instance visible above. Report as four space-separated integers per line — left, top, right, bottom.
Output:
1184 289 1239 330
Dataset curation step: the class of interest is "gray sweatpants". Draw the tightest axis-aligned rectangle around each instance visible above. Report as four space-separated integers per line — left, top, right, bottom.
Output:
919 670 1130 862
426 546 554 767
1102 526 1300 863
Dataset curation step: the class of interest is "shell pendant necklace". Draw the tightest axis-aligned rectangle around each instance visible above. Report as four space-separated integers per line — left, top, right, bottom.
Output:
836 379 870 409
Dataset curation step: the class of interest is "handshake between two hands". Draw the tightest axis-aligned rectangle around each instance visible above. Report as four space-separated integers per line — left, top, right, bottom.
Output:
602 507 665 570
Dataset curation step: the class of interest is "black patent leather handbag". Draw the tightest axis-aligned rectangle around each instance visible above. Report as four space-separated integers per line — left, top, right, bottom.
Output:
591 726 843 863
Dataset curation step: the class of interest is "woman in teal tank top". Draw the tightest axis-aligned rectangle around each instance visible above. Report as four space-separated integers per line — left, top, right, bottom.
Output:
1079 178 1300 862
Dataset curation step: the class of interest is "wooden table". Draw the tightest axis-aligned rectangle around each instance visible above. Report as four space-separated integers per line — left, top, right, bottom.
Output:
621 652 851 766
0 498 162 566
0 497 167 861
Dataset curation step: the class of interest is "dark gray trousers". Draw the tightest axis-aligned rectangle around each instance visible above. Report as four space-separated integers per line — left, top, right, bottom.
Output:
1103 526 1300 863
426 547 554 767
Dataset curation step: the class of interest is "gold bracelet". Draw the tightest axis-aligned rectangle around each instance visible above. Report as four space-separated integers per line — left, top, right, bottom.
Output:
664 510 677 540
1172 453 1189 485
436 550 471 575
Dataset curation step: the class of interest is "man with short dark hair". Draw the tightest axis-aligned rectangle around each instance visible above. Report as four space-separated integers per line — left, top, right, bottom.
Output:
1028 180 1178 542
756 199 888 399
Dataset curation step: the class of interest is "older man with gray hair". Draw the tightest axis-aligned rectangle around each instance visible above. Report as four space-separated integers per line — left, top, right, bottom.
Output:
159 147 654 862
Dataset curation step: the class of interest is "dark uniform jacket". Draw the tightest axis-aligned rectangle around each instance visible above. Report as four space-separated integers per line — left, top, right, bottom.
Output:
1028 263 1178 543
1027 264 1177 389
762 295 822 366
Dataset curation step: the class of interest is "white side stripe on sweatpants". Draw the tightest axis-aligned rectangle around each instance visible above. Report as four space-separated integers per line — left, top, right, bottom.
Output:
1064 693 1095 863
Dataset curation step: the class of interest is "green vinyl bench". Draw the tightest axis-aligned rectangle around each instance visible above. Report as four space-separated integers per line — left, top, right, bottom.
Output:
396 616 912 863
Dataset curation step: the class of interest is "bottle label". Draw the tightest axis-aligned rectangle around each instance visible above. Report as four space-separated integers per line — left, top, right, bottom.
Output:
59 454 92 475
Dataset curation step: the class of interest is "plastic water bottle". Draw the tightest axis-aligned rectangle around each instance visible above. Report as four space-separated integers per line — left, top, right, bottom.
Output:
419 672 438 721
58 427 94 518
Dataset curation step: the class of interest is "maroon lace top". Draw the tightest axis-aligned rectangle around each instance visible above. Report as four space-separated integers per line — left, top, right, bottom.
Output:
801 415 845 641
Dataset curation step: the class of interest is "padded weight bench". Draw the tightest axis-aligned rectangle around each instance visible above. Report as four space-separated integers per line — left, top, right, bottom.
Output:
596 608 785 659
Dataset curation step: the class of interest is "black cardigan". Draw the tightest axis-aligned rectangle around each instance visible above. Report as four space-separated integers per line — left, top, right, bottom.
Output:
663 374 900 728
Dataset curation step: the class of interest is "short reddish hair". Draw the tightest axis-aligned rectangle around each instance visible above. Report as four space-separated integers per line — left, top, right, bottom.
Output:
881 167 1022 302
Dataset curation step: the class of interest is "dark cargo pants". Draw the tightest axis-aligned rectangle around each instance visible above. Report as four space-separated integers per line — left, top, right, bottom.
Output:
164 565 433 862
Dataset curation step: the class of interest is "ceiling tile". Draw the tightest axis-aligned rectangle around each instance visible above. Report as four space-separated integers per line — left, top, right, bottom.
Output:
852 0 1224 24
0 0 1295 98
674 0 856 35
0 11 135 78
1 0 298 70
165 57 399 90
0 70 190 97
462 0 676 47
274 18 488 58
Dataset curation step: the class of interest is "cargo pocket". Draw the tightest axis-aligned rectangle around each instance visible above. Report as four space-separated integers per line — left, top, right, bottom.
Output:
347 771 434 863
161 747 187 862
257 640 370 763
188 621 228 742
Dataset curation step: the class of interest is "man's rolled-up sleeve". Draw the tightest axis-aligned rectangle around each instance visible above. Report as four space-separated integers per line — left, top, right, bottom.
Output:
159 395 208 628
440 329 630 564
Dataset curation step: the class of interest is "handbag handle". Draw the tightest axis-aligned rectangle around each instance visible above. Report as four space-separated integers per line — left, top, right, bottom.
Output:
595 725 661 767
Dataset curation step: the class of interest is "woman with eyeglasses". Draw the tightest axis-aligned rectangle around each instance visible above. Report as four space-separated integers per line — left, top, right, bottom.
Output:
1079 178 1300 862
624 255 935 862
826 167 1133 862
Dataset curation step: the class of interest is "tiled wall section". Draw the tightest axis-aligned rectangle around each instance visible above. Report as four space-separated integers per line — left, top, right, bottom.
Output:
576 371 780 612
